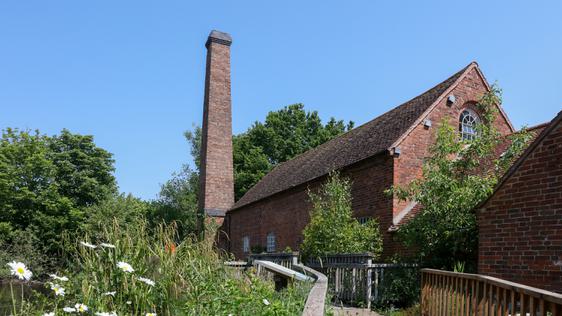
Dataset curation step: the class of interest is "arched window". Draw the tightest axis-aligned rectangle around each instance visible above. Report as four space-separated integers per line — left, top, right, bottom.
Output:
459 109 480 141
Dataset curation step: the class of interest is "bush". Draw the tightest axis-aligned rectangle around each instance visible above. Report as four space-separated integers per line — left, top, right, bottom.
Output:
300 173 383 260
374 267 419 310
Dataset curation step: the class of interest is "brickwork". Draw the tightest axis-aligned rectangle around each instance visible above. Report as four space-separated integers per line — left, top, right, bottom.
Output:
225 65 515 260
227 154 394 259
392 67 513 224
198 31 235 222
478 114 562 292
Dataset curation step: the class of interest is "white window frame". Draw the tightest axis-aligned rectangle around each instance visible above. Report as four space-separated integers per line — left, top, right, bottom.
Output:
266 233 276 253
459 108 480 141
242 236 250 253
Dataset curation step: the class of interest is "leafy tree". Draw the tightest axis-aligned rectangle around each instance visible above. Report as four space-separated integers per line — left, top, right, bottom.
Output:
0 128 116 272
389 86 533 271
149 164 199 238
300 173 383 260
233 103 353 199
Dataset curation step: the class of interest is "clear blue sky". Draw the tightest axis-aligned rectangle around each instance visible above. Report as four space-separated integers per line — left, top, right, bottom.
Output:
1 1 561 200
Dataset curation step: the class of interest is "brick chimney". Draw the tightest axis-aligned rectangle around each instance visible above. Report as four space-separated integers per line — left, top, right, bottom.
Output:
198 30 234 226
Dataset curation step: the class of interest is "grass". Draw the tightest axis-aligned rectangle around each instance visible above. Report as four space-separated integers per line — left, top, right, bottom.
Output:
2 218 311 315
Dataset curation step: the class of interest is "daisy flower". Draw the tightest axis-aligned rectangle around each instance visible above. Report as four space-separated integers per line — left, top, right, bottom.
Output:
80 241 97 249
146 313 157 316
43 313 55 316
49 274 69 282
137 276 155 286
50 283 66 296
75 303 89 313
63 307 76 313
100 243 116 248
7 261 32 280
117 261 134 273
103 291 116 296
262 298 270 306
95 312 117 316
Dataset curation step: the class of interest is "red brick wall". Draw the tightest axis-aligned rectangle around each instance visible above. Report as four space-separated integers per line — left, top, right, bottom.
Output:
478 118 562 292
199 34 235 221
393 67 513 227
226 154 395 259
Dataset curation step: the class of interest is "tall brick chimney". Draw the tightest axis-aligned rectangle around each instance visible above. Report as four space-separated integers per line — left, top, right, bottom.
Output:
198 30 234 227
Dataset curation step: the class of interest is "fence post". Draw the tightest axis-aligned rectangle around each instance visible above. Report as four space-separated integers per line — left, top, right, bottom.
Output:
366 257 373 309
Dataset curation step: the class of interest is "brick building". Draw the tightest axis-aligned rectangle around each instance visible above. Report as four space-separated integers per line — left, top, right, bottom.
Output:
197 30 515 259
478 111 562 292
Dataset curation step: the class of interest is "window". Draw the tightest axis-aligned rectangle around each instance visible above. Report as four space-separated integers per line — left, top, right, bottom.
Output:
357 217 370 225
266 233 276 252
459 109 480 141
242 236 250 253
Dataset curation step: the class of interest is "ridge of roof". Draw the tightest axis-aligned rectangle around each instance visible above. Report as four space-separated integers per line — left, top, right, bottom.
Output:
477 110 562 210
230 62 475 211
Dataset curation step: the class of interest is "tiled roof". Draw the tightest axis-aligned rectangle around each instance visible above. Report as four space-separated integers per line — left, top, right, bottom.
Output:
231 63 474 210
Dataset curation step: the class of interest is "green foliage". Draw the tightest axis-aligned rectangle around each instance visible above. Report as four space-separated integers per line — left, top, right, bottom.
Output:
300 173 383 260
233 103 353 199
148 164 199 238
2 219 310 316
389 85 533 271
0 128 116 273
374 267 419 310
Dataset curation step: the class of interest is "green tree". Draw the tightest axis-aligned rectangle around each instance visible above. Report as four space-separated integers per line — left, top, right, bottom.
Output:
0 128 116 272
233 103 353 199
389 86 533 271
300 173 383 260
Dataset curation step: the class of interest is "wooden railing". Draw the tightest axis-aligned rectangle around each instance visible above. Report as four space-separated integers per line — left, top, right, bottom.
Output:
421 269 562 316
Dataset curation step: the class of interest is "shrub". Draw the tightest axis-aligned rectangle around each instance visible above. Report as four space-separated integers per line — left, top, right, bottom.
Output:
300 173 383 260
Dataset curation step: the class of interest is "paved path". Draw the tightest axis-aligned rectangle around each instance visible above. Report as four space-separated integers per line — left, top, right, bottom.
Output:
331 306 382 316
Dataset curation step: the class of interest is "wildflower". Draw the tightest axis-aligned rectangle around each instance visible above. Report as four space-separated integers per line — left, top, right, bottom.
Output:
49 274 69 281
126 301 132 305
95 312 117 316
43 313 55 316
75 303 89 313
50 283 66 296
80 241 97 249
262 298 270 306
117 261 134 273
63 307 76 313
104 291 116 296
100 243 116 248
137 276 155 286
146 313 156 316
7 261 32 280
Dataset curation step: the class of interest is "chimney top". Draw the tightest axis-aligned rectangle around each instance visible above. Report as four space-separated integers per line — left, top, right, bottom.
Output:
206 30 232 47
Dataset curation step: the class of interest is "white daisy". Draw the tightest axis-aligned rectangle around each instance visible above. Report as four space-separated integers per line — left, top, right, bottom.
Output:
43 313 55 316
126 301 132 305
50 283 65 296
80 241 97 249
262 298 270 306
117 261 134 273
63 307 76 313
100 243 116 249
49 274 69 282
137 276 155 286
103 291 116 296
95 312 117 316
75 303 89 313
7 261 32 280
145 313 156 316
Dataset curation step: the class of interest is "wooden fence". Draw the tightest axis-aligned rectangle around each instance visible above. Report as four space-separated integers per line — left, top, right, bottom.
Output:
421 268 562 316
307 253 417 309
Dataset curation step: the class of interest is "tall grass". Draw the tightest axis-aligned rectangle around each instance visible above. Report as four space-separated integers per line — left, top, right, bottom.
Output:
3 219 310 315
